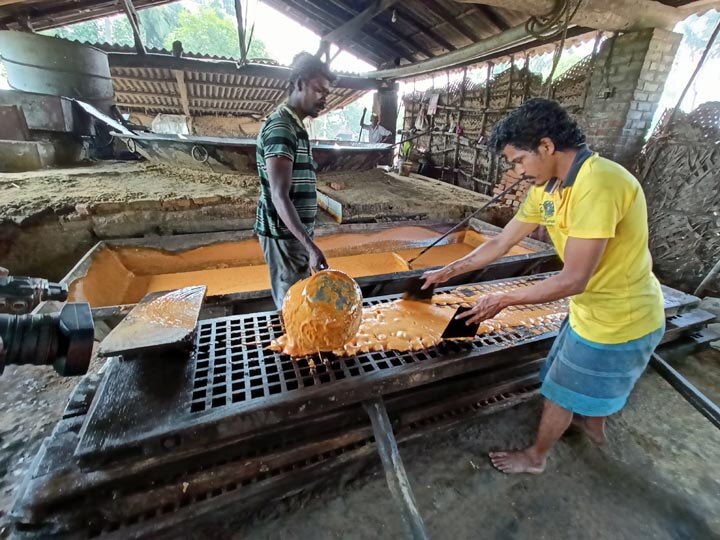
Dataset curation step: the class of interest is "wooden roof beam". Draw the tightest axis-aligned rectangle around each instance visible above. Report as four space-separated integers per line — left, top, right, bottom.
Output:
361 23 592 79
276 0 388 65
454 0 681 31
0 0 177 31
320 0 433 59
420 0 479 42
172 69 191 116
392 5 458 53
321 0 401 45
108 53 385 91
120 0 146 55
472 5 510 32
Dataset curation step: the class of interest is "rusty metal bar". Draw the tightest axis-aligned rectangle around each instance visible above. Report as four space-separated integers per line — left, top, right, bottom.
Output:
365 398 430 540
650 351 720 430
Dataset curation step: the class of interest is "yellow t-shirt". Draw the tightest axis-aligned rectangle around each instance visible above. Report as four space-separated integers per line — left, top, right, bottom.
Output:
515 150 664 344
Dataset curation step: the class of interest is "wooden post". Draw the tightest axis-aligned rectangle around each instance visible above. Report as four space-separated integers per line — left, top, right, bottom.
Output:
364 398 430 540
522 53 530 103
234 0 248 63
120 0 146 55
172 69 191 119
442 70 450 183
480 62 492 138
583 31 603 109
505 54 514 110
453 67 468 187
409 79 417 135
428 76 436 170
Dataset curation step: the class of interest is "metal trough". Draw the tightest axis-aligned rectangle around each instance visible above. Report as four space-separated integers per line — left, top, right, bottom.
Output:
62 219 558 322
10 275 706 538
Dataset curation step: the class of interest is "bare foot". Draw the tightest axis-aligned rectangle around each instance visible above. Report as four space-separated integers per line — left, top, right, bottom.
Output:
570 415 606 446
489 449 546 474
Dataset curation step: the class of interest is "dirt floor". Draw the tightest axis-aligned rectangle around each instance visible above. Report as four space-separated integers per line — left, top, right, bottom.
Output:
1 349 718 539
316 170 510 225
0 162 496 227
0 161 260 225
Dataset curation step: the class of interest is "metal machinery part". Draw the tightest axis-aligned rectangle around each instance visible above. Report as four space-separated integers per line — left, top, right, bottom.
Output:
0 303 94 377
0 272 68 315
10 274 711 539
0 268 94 377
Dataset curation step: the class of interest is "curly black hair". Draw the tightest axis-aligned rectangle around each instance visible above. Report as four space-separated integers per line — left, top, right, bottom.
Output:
288 52 336 92
489 98 586 153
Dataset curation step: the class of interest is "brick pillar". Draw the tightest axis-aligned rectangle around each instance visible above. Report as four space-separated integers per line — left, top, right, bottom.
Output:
581 28 681 168
374 84 399 142
374 84 398 164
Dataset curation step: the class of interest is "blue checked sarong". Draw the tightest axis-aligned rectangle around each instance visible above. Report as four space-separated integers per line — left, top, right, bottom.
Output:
539 318 665 417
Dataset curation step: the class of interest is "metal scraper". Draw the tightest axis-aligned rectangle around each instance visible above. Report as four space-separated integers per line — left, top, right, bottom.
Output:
401 276 435 301
441 305 480 339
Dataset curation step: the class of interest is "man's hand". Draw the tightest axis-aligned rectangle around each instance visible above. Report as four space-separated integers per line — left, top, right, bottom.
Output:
307 243 329 272
456 294 508 325
421 266 453 289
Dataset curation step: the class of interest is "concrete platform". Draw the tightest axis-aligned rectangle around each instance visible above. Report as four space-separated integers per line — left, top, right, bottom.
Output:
317 169 511 225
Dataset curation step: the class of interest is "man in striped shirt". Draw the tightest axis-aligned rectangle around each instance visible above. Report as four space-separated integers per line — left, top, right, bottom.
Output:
256 53 334 308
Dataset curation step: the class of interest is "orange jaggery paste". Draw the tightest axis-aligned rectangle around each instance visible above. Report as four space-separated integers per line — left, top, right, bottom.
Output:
271 285 567 358
278 270 364 356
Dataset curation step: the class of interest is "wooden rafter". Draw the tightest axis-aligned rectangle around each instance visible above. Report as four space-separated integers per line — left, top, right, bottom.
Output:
321 0 400 45
273 0 390 65
277 0 385 64
392 5 458 53
420 0 479 42
472 4 510 32
322 0 433 59
119 0 146 54
172 69 191 117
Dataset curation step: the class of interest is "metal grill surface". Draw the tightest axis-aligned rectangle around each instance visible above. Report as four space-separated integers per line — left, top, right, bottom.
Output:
190 277 566 413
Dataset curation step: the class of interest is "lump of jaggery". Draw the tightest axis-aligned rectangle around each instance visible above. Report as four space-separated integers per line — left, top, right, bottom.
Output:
279 270 363 356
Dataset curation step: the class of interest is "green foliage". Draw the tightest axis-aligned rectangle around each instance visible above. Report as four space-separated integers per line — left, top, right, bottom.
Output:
312 99 369 140
44 21 102 43
43 2 269 60
165 6 241 57
164 5 269 59
139 3 183 49
677 10 720 60
400 140 413 159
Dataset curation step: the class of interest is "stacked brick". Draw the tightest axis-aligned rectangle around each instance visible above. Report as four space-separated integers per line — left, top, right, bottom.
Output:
492 173 530 210
401 28 681 208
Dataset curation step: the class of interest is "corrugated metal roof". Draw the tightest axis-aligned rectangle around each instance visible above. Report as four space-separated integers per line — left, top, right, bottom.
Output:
1 0 707 69
104 48 365 118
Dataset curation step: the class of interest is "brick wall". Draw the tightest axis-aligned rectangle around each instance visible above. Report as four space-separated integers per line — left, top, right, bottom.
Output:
581 29 681 168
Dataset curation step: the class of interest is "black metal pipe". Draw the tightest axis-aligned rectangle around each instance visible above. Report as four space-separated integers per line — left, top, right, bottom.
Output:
650 352 720 430
364 398 430 540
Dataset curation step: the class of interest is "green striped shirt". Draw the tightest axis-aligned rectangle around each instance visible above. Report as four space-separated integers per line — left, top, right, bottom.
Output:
255 104 317 239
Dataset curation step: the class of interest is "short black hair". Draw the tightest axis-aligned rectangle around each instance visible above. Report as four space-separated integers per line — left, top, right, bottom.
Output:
489 98 586 153
288 52 336 92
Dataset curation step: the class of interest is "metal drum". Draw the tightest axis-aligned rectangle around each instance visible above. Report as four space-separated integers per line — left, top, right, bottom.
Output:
0 31 113 109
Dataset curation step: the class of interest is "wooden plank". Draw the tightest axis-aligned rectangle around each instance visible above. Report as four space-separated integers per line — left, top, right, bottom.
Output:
172 69 191 117
364 398 429 540
234 0 247 63
108 53 383 91
97 285 206 358
420 0 478 42
393 5 457 52
119 0 146 55
651 351 720 429
322 0 401 45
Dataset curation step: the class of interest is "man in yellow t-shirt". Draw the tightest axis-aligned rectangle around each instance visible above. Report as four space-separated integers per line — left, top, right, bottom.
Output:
423 99 664 475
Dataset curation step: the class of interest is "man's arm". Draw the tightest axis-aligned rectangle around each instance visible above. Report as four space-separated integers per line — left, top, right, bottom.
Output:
266 156 327 270
422 218 538 288
458 237 607 324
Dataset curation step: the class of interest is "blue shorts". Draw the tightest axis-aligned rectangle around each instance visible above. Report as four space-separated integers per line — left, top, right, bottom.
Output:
540 318 665 417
